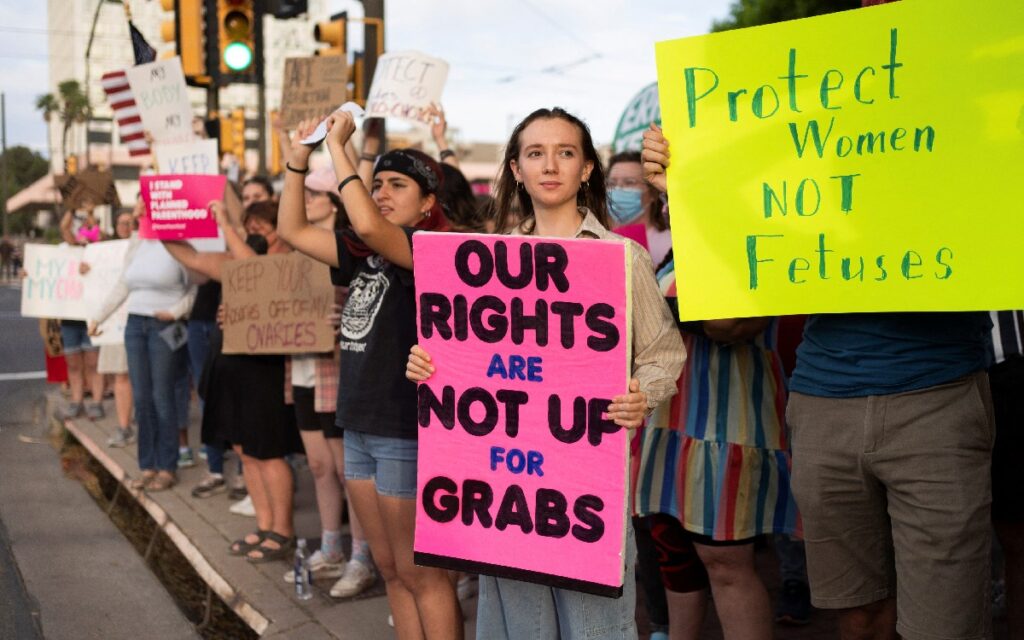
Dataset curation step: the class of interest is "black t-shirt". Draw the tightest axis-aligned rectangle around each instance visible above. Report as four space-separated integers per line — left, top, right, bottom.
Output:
190 281 222 322
330 228 418 439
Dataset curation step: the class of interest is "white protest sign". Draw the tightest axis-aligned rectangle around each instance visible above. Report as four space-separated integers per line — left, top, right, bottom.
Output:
365 51 449 126
154 139 219 175
300 102 366 145
126 57 194 144
82 239 132 345
20 244 89 320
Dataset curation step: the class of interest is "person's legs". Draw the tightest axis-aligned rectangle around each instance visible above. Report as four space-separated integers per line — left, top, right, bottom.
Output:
634 516 670 636
693 542 771 640
379 494 462 639
646 514 710 640
147 321 185 473
872 374 993 640
83 347 103 405
239 449 272 537
124 316 156 471
114 373 133 429
245 457 295 559
664 589 707 640
64 350 85 405
838 598 897 640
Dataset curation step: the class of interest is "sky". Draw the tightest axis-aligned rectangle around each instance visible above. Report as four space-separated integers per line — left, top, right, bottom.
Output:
0 0 734 156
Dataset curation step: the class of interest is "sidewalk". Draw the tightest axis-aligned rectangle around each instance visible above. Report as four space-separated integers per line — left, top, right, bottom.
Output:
52 390 467 639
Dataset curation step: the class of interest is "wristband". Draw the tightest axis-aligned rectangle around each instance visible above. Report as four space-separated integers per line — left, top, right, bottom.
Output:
439 149 456 160
285 162 309 174
337 174 360 193
359 153 377 163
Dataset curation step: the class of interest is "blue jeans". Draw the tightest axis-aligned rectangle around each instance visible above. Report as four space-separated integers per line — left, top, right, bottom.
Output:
187 319 223 474
125 314 187 472
476 523 638 640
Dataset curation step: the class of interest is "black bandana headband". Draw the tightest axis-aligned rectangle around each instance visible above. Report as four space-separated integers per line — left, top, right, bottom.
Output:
374 149 441 194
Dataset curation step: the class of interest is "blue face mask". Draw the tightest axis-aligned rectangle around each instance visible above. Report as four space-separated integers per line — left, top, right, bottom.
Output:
607 188 645 225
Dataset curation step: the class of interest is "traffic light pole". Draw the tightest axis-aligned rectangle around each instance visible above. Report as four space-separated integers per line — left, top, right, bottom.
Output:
361 0 385 151
255 2 267 174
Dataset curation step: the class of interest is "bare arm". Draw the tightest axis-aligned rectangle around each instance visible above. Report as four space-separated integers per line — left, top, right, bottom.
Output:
428 103 459 168
357 118 383 188
275 117 341 268
60 211 78 245
325 112 413 270
223 181 246 237
209 200 256 260
703 317 772 344
162 240 229 282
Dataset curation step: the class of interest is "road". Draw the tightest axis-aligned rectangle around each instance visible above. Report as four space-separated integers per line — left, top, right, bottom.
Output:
0 280 199 640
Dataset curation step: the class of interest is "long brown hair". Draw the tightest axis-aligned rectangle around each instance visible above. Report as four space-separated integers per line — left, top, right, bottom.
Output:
492 108 610 234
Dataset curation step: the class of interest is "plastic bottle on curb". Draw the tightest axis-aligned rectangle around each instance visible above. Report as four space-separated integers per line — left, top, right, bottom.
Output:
294 539 313 600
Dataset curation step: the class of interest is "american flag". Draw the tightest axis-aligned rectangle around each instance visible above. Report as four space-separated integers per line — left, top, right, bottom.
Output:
100 18 157 157
101 70 149 157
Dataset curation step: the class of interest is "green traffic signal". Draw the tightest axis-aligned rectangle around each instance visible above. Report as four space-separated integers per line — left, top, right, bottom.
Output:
223 41 253 71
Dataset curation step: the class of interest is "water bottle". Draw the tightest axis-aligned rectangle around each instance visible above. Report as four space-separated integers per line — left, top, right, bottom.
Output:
294 538 313 600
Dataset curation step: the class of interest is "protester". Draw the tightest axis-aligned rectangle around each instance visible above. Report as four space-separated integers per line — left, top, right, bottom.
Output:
426 103 459 168
277 113 463 638
80 209 136 447
89 197 195 492
242 175 275 208
438 164 489 233
989 310 1024 636
407 107 686 639
56 203 105 420
277 167 375 599
163 201 304 562
644 113 995 639
606 151 671 265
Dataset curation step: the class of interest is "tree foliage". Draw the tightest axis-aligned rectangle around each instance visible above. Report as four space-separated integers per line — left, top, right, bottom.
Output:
1 146 50 234
35 80 91 165
712 0 863 32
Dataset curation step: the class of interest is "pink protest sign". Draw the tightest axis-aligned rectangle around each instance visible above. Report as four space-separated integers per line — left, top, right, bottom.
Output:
413 232 632 597
139 174 227 240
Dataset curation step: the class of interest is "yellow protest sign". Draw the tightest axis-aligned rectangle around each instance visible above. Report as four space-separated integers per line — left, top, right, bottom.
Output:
655 0 1024 320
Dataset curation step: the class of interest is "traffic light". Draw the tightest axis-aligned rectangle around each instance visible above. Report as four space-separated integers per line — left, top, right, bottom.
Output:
159 0 210 85
217 0 258 83
266 0 308 19
313 12 346 57
219 108 246 159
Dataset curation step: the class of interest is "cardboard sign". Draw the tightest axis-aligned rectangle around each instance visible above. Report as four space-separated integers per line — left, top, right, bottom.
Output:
125 57 194 144
56 168 120 211
365 50 449 125
82 239 132 346
221 252 336 355
279 56 349 128
20 244 88 320
613 82 661 153
412 233 632 597
139 174 226 240
656 0 1024 320
153 139 219 175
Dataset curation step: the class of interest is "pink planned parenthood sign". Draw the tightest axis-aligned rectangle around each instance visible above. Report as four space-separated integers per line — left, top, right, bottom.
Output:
412 232 632 597
139 174 226 240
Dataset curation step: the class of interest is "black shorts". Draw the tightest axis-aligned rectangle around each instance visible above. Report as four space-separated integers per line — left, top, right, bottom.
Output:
992 357 1024 523
293 386 342 439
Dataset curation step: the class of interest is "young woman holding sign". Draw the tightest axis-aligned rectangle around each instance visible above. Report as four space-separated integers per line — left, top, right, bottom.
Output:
406 107 687 639
276 115 462 639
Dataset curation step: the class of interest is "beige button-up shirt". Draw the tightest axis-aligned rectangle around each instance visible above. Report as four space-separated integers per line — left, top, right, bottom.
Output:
515 209 686 411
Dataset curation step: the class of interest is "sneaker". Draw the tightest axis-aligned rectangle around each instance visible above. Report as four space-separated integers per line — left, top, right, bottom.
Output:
228 475 248 500
198 448 208 461
85 402 104 420
107 426 135 448
191 475 227 499
775 579 812 625
284 550 346 583
57 401 84 420
229 495 256 517
329 558 375 598
178 448 196 469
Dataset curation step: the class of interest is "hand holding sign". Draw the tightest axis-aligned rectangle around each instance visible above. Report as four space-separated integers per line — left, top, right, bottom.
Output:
299 102 366 146
641 124 669 194
324 110 357 150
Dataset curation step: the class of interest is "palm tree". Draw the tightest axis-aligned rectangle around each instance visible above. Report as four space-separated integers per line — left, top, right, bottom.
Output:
35 93 59 168
35 80 91 172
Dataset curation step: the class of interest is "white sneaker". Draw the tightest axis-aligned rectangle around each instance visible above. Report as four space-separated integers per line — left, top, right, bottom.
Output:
283 550 346 583
229 495 255 517
329 558 375 598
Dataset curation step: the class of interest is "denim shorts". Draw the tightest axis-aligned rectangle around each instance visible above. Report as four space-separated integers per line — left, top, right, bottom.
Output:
60 320 97 354
343 430 418 499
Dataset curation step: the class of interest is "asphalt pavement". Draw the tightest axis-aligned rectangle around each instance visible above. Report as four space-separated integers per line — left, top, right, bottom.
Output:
0 279 199 640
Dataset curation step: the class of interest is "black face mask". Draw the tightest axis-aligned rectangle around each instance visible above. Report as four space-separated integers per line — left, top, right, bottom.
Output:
245 233 269 255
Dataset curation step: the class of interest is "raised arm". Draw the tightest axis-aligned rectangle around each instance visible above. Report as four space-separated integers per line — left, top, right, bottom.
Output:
209 199 256 260
324 111 413 270
275 117 341 268
428 103 459 168
357 118 383 188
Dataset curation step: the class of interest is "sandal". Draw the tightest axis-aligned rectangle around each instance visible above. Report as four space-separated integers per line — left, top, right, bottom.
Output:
146 471 177 492
246 532 296 564
129 470 157 491
229 530 270 556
